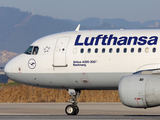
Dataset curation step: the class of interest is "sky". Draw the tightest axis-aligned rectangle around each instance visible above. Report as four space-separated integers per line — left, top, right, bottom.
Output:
0 0 160 22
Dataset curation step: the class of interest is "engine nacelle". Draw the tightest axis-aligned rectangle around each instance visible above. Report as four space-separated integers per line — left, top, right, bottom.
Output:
118 74 160 108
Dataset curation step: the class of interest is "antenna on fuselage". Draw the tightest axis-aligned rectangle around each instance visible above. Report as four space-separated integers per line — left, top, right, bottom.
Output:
75 24 80 31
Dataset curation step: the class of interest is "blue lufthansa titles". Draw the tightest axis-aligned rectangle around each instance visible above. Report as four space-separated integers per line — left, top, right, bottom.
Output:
74 34 158 46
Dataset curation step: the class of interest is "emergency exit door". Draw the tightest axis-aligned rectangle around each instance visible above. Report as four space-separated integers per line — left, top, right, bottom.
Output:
53 37 70 67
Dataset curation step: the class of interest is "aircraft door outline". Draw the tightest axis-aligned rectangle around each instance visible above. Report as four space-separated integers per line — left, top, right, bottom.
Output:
53 37 70 67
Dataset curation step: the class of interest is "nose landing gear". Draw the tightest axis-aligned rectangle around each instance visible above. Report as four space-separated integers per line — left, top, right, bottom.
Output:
65 89 81 115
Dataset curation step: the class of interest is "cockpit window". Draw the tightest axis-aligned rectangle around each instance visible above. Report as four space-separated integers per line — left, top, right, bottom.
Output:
24 46 33 54
32 46 39 55
24 46 39 55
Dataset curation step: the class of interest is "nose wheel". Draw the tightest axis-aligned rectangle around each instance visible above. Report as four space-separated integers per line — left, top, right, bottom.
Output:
65 89 80 115
65 104 79 115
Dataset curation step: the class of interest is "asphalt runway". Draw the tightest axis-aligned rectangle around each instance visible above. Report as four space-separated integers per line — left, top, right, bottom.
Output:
0 103 160 119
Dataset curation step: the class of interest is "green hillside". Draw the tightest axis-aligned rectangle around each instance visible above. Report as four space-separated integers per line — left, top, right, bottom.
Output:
0 7 76 53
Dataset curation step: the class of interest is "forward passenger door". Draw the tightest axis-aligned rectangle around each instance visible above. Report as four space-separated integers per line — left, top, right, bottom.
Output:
53 37 70 67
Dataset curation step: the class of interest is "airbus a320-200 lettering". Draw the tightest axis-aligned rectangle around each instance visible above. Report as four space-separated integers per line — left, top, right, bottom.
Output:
4 24 160 115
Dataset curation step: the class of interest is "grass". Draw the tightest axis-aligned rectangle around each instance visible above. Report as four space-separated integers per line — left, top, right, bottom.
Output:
0 82 121 103
0 82 20 87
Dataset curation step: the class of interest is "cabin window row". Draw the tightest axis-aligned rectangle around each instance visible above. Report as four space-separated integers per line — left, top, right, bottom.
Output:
80 47 156 53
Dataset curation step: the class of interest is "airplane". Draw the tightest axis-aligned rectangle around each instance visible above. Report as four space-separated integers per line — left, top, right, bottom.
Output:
4 24 160 115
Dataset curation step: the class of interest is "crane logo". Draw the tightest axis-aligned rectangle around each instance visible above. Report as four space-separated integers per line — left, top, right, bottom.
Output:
28 58 36 69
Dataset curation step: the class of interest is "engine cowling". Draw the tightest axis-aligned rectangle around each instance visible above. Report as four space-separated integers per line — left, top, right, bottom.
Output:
118 74 160 108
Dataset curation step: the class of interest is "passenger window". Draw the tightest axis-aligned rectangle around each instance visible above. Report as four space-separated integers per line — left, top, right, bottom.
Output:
95 48 98 53
80 48 84 53
138 48 141 53
32 46 39 55
109 48 113 53
123 48 127 53
145 47 149 53
88 48 91 53
131 48 134 53
102 48 105 53
116 48 120 53
153 48 156 53
24 46 33 55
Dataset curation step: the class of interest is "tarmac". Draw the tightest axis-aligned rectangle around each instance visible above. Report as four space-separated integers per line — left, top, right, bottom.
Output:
0 102 159 119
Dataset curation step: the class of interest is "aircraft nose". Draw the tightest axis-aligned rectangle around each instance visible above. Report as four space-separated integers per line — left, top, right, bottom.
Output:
4 60 13 79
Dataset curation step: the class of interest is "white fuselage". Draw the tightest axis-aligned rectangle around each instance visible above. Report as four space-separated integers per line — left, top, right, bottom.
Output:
4 29 160 90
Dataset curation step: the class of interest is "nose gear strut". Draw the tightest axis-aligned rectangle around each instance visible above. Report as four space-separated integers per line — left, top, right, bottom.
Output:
65 89 81 115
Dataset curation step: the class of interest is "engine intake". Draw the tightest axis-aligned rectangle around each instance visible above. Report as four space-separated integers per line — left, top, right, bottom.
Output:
118 74 160 108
